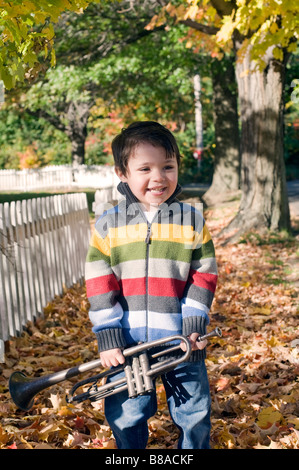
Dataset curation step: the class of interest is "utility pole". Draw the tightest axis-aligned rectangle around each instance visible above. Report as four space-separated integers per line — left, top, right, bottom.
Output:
193 74 203 169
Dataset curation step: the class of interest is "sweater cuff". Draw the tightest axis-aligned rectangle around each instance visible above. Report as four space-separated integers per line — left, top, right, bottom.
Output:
95 328 127 352
182 315 208 338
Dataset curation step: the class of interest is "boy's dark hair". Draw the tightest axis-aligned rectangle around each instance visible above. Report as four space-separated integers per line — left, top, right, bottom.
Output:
111 121 181 176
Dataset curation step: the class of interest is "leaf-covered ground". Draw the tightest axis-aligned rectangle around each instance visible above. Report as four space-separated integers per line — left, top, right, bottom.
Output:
0 198 298 449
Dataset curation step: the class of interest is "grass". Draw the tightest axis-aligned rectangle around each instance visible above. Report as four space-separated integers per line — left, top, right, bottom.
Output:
239 229 296 246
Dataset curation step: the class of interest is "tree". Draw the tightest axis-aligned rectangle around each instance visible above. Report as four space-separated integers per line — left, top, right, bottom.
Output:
12 1 167 166
146 2 242 201
214 0 297 235
17 2 204 167
24 65 96 166
203 54 240 205
151 0 298 236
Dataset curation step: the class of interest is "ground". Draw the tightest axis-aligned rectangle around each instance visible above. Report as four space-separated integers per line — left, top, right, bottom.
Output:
0 190 298 449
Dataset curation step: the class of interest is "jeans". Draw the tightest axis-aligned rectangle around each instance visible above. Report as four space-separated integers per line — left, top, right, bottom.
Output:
104 360 211 449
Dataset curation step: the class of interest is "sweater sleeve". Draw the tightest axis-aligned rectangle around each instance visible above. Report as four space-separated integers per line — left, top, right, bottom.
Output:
85 226 127 353
181 217 218 338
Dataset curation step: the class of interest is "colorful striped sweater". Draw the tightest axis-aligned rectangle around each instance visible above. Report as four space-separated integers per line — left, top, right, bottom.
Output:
85 183 218 362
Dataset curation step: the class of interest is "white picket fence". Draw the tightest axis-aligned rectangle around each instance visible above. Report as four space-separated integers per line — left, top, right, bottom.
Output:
0 193 91 342
0 164 120 191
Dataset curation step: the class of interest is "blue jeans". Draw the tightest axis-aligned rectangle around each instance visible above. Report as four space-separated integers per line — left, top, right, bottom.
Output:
104 360 211 449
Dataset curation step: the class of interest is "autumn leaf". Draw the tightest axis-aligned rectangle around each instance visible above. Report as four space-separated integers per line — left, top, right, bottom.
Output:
215 377 230 392
256 407 285 430
250 306 272 315
7 442 18 449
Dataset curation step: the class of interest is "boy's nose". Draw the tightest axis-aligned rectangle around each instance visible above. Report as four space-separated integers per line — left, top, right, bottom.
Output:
152 169 165 181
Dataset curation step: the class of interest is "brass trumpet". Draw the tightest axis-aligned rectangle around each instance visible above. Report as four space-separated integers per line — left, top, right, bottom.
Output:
9 327 222 411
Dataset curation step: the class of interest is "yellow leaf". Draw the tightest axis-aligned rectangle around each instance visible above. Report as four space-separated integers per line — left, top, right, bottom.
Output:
242 281 250 287
273 46 283 61
185 5 199 20
206 6 217 20
0 425 10 445
256 407 284 429
39 423 60 441
251 306 271 315
287 42 298 53
266 336 278 347
216 424 235 448
288 417 299 430
58 405 75 417
270 22 278 34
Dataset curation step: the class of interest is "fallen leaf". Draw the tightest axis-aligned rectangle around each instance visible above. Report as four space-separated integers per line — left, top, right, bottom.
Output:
216 377 230 391
7 442 18 449
256 407 285 429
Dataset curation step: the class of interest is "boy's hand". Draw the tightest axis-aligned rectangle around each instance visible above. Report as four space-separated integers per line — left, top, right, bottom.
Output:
100 348 125 368
180 332 208 352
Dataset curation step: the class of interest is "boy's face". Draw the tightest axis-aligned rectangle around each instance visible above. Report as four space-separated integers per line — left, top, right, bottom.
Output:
115 143 178 211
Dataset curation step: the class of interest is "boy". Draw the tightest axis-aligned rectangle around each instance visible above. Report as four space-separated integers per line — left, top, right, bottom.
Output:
85 121 218 449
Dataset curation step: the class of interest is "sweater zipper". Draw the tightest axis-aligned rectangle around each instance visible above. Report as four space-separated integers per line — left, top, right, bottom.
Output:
143 210 160 342
145 222 151 342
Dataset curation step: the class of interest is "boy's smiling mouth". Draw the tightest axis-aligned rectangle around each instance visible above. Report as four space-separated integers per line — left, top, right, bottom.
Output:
147 187 166 194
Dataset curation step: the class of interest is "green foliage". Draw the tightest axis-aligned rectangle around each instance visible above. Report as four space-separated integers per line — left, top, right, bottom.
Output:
1 0 297 183
0 105 70 168
26 65 92 109
0 0 95 89
1 15 212 172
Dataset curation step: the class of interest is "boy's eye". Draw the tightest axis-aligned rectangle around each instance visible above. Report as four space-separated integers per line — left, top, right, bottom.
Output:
138 164 175 172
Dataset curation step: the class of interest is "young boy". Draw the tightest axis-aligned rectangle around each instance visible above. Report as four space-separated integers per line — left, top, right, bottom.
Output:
85 121 218 449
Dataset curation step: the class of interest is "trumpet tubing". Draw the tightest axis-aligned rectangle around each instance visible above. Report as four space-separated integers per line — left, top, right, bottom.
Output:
9 328 222 411
9 357 103 412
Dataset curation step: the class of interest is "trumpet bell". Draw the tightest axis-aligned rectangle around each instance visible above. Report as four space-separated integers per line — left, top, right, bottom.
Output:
215 327 222 338
9 371 36 411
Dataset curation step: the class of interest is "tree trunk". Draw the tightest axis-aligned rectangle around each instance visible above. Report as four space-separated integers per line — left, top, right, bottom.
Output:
222 42 291 238
65 101 90 167
26 100 91 167
203 55 241 206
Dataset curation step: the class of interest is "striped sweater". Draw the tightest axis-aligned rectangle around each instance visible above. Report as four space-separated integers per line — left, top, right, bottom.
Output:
85 183 218 362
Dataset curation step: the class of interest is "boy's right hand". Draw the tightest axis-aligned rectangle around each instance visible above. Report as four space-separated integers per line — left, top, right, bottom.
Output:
100 348 125 368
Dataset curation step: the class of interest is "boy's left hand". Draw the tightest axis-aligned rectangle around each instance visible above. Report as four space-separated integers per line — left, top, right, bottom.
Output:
180 332 207 352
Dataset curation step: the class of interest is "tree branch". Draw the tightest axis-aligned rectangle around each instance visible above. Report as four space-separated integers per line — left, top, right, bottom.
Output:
179 18 219 36
25 108 66 132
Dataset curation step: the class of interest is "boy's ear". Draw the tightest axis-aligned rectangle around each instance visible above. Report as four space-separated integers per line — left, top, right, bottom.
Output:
115 166 127 182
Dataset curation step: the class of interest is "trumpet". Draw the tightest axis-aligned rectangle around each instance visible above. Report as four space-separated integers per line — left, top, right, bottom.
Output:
9 327 222 412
